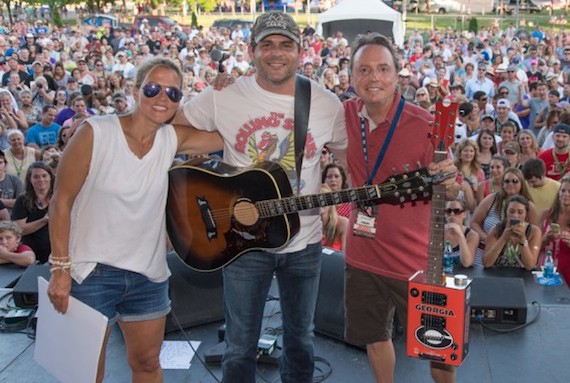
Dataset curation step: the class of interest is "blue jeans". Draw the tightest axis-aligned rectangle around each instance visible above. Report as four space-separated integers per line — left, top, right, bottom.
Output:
71 263 171 324
221 242 322 383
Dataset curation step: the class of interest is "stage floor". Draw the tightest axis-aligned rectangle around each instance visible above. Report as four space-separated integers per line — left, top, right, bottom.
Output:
1 267 570 382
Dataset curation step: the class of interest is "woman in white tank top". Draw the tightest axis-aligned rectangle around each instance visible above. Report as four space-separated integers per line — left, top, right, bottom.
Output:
46 57 223 383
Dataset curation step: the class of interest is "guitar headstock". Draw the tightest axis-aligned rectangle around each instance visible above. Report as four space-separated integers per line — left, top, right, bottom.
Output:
378 168 432 203
430 100 458 153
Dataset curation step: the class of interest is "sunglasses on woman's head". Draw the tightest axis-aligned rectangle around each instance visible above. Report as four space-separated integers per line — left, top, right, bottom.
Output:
142 82 183 103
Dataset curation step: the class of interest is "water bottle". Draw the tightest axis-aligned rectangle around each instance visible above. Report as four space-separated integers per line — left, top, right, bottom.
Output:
443 240 454 275
544 251 554 279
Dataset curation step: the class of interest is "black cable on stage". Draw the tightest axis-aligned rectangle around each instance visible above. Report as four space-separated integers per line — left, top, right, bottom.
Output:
476 301 541 333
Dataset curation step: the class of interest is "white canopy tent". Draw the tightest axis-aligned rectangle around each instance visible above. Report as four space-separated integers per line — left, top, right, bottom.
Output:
316 0 405 47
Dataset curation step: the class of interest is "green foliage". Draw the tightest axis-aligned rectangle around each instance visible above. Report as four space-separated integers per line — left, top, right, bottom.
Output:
191 11 198 27
468 16 478 33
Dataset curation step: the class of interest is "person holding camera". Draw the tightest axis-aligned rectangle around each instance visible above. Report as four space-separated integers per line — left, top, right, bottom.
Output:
30 76 55 111
483 195 542 270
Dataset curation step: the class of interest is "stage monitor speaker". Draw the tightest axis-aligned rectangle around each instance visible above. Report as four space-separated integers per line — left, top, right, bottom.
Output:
166 252 224 333
12 263 51 308
314 248 346 342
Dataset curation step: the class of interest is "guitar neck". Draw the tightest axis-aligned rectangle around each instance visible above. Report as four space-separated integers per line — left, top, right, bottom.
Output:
426 151 448 285
255 184 381 218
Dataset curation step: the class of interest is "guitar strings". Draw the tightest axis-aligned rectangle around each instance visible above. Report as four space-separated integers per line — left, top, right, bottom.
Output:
195 175 428 221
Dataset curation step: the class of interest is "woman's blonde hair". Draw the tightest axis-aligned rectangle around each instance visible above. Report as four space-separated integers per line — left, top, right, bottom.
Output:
321 183 339 245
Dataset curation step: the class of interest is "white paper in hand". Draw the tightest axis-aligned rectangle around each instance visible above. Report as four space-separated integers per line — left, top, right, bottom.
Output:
34 277 108 383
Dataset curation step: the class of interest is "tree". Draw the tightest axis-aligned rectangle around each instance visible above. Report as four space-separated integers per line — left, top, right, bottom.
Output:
468 16 478 34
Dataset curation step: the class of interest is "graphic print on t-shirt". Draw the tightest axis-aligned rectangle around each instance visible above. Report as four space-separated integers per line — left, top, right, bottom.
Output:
234 111 317 192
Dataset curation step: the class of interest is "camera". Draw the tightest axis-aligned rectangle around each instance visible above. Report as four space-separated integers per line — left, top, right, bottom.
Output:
509 218 521 226
37 84 43 89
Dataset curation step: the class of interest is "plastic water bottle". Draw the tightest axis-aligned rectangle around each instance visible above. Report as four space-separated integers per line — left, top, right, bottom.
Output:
443 240 454 275
544 251 554 278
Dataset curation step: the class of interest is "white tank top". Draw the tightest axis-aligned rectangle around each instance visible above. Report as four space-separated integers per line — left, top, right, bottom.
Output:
69 114 178 283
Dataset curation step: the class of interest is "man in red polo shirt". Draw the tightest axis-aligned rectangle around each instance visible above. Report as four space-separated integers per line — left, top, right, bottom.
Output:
342 33 457 383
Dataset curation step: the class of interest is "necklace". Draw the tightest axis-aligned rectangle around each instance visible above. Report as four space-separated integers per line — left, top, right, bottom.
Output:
553 149 570 177
9 150 25 177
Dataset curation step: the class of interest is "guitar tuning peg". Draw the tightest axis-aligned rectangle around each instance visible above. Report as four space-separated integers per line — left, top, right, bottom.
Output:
403 164 410 172
416 161 422 169
411 193 418 200
399 196 406 203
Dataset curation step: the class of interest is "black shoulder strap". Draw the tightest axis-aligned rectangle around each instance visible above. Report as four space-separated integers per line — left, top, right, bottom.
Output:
294 74 311 195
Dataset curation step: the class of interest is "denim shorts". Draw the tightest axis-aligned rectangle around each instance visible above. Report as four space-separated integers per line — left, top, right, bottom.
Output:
71 263 171 324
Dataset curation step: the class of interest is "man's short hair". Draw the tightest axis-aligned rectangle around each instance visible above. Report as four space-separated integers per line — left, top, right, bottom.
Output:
473 91 487 101
522 158 546 180
42 105 56 114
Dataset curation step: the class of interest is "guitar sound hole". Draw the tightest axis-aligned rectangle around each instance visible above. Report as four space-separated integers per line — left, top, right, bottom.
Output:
233 200 260 226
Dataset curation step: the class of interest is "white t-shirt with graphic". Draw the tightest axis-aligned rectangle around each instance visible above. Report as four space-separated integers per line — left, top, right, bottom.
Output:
183 75 347 253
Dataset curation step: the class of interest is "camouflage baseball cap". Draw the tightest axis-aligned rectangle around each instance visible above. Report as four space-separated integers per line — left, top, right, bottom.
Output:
251 12 300 45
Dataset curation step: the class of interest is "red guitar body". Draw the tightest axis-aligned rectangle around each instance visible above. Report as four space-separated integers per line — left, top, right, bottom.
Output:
407 272 471 366
406 100 471 367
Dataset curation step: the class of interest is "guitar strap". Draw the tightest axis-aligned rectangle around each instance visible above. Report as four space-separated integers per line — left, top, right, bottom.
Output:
294 74 311 195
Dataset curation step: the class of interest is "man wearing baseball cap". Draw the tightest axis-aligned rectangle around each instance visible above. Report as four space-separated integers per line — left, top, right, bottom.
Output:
174 12 347 382
539 123 570 181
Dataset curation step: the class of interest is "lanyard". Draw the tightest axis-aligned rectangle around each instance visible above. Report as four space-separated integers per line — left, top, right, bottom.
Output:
361 97 405 185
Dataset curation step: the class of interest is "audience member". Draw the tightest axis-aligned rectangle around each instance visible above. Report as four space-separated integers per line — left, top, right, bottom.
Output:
523 158 561 212
322 163 351 218
540 176 570 283
483 195 541 270
538 123 570 181
11 161 53 264
25 105 61 149
444 199 478 268
0 220 35 266
320 183 348 251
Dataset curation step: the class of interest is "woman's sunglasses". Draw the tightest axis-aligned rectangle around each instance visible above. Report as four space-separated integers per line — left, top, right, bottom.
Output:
142 82 183 103
445 208 465 215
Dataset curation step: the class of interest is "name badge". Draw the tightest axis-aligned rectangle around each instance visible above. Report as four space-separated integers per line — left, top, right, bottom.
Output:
353 210 377 238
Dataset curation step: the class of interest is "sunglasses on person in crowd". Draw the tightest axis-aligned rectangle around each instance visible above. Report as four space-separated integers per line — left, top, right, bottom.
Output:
445 208 465 215
503 179 520 185
142 82 183 103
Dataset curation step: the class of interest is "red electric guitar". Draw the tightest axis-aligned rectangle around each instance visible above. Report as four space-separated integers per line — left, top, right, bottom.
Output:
407 101 472 367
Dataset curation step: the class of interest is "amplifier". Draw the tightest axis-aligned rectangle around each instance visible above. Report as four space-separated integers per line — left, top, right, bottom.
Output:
469 277 527 325
12 264 51 308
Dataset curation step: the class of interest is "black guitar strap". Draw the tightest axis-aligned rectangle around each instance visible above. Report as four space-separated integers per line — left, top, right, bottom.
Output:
294 74 311 196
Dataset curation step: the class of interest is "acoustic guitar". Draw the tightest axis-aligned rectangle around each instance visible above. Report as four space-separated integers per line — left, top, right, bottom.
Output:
407 100 472 366
166 157 433 271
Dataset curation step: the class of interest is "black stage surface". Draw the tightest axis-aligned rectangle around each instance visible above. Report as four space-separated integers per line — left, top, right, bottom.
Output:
1 250 569 383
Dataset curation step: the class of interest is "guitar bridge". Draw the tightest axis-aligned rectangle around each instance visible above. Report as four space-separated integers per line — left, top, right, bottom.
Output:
197 196 217 240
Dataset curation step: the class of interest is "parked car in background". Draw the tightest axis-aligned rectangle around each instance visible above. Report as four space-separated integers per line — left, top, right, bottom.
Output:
494 0 543 14
83 14 118 28
394 0 463 13
132 15 188 31
533 0 565 10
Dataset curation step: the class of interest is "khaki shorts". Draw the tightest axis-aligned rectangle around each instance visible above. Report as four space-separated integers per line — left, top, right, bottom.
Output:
344 264 409 345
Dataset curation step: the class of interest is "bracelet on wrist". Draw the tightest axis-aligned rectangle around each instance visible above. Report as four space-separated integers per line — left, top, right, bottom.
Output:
50 265 70 274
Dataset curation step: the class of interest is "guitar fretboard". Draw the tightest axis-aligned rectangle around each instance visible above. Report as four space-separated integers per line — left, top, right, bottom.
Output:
256 185 381 218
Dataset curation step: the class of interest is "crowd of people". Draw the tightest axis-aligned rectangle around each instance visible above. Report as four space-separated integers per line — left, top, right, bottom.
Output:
0 7 568 383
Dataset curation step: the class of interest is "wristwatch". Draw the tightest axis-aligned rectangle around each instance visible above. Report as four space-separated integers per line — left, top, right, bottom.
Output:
522 239 529 247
